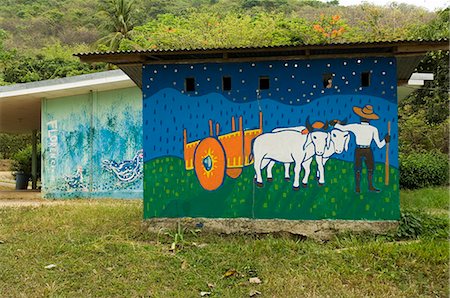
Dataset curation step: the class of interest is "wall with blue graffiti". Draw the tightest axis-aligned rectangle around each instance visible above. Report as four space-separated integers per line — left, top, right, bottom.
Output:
142 58 400 220
41 87 143 198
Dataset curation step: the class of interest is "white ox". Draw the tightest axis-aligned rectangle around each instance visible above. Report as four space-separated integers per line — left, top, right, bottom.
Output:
252 128 329 190
266 127 349 186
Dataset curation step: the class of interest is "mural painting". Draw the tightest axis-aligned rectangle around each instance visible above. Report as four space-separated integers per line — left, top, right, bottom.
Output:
142 58 399 220
183 113 262 191
102 149 144 183
42 88 143 198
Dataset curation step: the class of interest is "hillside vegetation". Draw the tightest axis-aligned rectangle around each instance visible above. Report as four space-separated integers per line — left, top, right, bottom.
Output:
0 0 448 179
0 0 447 84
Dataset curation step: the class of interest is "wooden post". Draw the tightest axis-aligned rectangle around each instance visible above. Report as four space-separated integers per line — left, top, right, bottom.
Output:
259 111 263 131
239 116 243 132
209 120 213 136
183 129 187 148
231 116 236 131
216 123 220 136
385 121 391 186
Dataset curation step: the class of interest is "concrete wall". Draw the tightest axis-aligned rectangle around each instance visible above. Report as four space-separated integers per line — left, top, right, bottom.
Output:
41 87 142 198
142 58 399 221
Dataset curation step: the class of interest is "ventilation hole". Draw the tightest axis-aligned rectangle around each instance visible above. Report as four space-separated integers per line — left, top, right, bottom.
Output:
259 76 270 90
222 76 231 91
185 77 195 92
361 72 371 87
323 73 334 88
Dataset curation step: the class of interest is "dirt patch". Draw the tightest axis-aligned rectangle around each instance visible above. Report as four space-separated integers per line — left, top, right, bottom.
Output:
0 171 14 182
0 200 57 208
0 190 41 200
0 160 12 171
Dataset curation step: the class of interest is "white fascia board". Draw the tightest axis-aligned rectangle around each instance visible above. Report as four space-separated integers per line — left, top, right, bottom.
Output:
0 75 133 99
409 73 434 81
407 79 425 86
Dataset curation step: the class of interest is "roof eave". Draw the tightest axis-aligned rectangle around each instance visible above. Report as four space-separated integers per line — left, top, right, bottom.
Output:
75 40 449 65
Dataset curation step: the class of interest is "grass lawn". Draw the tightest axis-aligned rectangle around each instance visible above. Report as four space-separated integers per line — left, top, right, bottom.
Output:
0 188 448 297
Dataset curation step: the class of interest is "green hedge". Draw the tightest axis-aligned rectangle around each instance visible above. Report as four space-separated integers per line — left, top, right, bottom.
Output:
400 151 449 189
10 144 41 177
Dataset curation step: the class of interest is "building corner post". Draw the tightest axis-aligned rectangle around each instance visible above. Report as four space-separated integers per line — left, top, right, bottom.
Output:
31 129 38 190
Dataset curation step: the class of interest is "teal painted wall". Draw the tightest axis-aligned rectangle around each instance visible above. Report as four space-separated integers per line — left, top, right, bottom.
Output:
41 87 142 198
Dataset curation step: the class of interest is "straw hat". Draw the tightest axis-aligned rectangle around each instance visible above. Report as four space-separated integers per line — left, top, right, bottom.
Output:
353 105 379 120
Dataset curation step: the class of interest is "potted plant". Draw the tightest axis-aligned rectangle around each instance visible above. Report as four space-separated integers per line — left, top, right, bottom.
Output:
10 145 41 190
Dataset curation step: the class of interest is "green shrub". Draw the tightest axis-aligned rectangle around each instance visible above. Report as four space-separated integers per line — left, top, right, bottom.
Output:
10 144 41 177
396 210 449 240
399 151 449 189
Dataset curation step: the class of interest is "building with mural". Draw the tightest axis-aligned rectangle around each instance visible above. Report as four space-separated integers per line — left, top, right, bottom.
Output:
0 70 143 199
76 39 447 224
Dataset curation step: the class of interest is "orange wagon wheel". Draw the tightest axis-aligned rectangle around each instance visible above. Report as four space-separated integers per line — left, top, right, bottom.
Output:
226 168 242 179
194 137 226 191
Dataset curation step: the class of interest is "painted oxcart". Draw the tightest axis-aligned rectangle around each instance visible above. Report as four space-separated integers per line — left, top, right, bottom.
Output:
183 112 263 191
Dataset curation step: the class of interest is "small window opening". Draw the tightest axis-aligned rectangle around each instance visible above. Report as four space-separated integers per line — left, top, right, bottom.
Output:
323 73 334 89
259 76 270 90
185 77 195 92
361 72 371 87
222 76 232 91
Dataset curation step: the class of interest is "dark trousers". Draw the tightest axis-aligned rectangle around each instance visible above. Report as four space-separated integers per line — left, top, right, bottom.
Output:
354 147 374 172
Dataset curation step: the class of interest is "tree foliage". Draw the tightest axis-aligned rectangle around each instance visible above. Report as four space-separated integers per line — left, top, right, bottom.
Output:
0 133 33 159
97 0 136 51
0 0 448 160
129 11 313 50
1 43 107 84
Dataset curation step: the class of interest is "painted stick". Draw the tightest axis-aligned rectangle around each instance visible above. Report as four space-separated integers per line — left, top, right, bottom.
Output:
209 120 213 136
385 121 391 186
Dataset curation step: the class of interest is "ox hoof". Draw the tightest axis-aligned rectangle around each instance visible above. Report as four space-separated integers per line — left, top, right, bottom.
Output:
284 177 290 182
267 178 273 182
292 186 300 191
254 181 264 188
318 183 324 187
302 183 308 188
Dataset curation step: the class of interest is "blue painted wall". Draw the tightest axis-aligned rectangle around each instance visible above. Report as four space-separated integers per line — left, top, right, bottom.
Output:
142 58 400 220
41 87 143 198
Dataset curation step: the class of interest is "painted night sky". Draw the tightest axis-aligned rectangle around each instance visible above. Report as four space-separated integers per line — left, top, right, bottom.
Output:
142 58 398 167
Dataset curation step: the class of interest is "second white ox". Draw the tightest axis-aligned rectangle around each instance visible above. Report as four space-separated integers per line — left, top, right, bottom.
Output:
265 126 350 186
252 127 329 190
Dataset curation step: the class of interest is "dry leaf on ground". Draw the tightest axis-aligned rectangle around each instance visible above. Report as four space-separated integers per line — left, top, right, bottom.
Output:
181 260 189 270
249 277 262 284
223 268 238 278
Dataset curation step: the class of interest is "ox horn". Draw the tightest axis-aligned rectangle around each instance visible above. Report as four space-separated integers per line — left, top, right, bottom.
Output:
322 120 329 130
305 117 313 132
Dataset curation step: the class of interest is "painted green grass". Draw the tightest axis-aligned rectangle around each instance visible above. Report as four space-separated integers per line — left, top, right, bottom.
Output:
0 189 448 297
144 157 399 220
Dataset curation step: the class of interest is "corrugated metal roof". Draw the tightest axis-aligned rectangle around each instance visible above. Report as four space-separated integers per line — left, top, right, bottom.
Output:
75 38 449 57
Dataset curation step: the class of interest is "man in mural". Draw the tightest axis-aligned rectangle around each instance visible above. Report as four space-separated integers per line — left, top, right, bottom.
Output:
333 105 390 193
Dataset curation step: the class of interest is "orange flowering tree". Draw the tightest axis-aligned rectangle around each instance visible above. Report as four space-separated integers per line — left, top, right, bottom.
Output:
312 14 348 43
